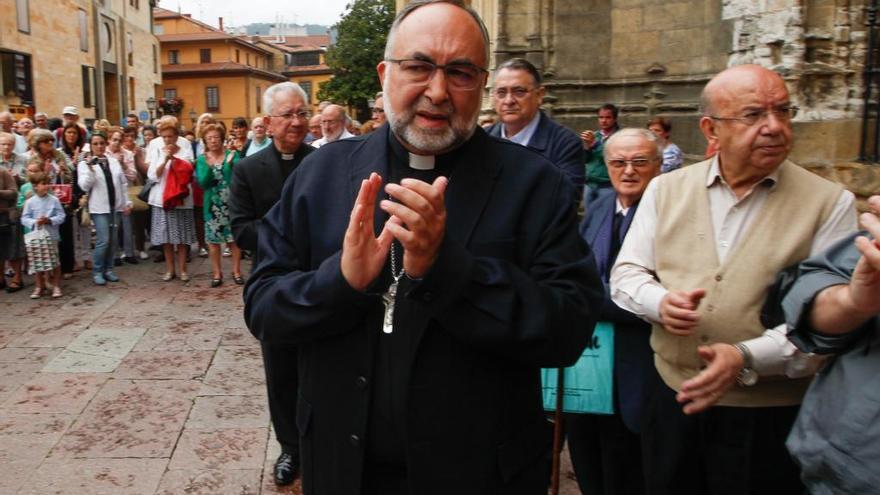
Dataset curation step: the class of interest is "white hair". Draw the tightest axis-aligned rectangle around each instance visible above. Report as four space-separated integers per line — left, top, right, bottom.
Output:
263 82 309 116
603 128 663 161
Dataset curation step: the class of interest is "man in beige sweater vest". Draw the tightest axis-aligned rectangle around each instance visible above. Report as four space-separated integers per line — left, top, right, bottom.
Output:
609 65 857 494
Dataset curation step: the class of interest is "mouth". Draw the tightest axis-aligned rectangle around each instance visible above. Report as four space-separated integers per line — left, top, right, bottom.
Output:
414 111 450 128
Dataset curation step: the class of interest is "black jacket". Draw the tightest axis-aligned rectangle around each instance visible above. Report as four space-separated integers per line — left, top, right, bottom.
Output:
244 126 603 495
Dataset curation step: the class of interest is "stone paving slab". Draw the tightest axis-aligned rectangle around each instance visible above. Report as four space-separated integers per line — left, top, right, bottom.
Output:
155 468 263 495
1 373 109 414
19 457 168 495
186 395 269 429
51 379 199 459
114 350 214 380
0 362 43 405
168 427 268 470
66 326 147 359
0 326 24 347
0 347 59 365
200 345 265 396
132 326 223 352
41 350 122 373
0 413 74 494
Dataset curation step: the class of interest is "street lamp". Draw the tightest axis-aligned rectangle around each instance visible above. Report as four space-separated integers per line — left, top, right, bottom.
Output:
146 97 157 123
189 108 197 128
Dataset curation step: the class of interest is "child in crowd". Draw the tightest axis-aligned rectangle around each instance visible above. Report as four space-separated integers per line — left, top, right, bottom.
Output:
20 171 65 298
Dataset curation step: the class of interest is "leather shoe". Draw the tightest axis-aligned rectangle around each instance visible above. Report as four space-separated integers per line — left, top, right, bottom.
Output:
273 452 298 486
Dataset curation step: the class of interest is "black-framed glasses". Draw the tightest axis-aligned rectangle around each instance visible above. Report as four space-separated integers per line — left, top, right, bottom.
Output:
607 158 657 169
385 58 488 90
709 106 798 127
493 87 535 100
270 110 310 122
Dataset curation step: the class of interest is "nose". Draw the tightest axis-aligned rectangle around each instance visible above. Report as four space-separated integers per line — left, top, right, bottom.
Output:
423 67 450 106
761 111 787 134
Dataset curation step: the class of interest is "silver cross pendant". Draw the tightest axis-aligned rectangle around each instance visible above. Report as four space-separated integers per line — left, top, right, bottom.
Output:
381 278 398 334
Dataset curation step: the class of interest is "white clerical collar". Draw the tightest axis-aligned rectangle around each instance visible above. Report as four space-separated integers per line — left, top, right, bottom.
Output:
409 153 435 170
281 153 295 160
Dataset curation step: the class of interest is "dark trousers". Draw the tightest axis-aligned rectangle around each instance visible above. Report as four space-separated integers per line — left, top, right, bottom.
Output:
640 369 802 495
566 412 644 495
131 209 148 251
59 213 75 274
261 340 299 455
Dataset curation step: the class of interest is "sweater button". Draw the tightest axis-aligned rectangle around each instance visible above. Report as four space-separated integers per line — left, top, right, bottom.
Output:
715 274 722 282
700 335 709 343
356 376 368 390
422 291 434 302
350 434 361 447
706 304 714 312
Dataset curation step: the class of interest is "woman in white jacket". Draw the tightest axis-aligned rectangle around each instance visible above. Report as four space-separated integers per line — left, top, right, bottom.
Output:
77 132 131 286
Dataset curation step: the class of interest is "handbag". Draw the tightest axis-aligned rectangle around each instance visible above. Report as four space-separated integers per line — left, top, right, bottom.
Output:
24 227 59 274
128 185 149 212
49 184 73 206
137 179 155 203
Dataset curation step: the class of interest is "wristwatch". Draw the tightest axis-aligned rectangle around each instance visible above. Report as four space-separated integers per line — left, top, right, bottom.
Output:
733 343 759 386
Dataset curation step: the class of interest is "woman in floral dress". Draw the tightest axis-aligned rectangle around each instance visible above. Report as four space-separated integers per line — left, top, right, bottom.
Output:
195 123 242 287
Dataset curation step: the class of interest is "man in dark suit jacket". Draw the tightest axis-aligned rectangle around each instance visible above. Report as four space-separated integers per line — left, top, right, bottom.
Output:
486 58 584 196
229 81 314 486
243 2 603 494
566 128 662 495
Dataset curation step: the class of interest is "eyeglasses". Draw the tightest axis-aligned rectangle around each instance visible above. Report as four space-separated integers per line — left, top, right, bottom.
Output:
269 110 309 122
607 158 657 169
321 119 342 126
493 87 535 100
385 58 488 91
709 106 798 127
372 107 384 113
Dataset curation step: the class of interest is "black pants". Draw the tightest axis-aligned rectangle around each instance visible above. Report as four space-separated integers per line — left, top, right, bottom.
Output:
59 213 75 274
640 369 802 495
566 412 644 495
261 341 299 455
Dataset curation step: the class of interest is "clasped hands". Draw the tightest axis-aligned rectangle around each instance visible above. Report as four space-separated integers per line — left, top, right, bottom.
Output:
659 288 743 415
341 172 448 292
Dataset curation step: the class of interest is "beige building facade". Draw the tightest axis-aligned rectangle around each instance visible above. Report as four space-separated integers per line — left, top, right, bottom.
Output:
0 0 161 124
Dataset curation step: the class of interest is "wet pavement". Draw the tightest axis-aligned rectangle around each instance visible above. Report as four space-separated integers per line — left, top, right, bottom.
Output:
1 254 580 494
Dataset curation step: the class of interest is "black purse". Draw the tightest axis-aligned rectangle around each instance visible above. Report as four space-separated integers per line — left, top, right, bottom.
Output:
137 179 156 203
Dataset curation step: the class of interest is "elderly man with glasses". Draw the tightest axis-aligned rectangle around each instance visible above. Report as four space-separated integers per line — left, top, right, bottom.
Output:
486 58 584 197
229 81 314 487
311 104 355 148
610 64 857 494
243 1 602 493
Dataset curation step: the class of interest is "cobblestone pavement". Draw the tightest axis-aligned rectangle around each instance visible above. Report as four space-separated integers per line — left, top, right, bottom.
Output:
0 254 581 494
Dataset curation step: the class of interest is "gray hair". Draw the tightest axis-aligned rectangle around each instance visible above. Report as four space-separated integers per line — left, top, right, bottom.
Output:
384 0 490 65
34 112 48 119
603 128 663 161
263 82 309 116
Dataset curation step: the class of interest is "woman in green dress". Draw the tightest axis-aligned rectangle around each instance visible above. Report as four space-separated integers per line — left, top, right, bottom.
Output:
195 123 242 287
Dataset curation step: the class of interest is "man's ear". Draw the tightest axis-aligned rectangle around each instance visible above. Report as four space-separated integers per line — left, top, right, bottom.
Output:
699 116 717 149
377 61 387 86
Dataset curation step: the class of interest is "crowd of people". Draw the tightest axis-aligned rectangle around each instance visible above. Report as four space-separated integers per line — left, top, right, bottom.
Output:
3 1 880 494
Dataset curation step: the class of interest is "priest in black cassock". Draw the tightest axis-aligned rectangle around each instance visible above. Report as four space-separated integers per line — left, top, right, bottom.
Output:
243 1 603 494
229 81 314 486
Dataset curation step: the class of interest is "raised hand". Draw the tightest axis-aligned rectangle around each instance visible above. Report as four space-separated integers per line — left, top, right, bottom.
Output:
381 176 448 279
677 343 744 415
341 173 394 291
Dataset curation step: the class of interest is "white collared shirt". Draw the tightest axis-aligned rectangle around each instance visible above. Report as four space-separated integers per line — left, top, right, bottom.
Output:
500 112 541 147
609 155 857 377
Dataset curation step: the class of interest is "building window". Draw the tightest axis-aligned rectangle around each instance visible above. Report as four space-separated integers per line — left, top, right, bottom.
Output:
256 86 261 113
129 0 139 8
82 66 96 108
206 86 220 112
153 23 164 35
152 45 157 73
235 50 240 63
16 0 30 34
200 48 211 64
300 81 312 104
246 53 251 66
291 52 320 67
78 9 88 51
168 50 179 65
0 51 34 106
127 33 133 65
164 88 177 99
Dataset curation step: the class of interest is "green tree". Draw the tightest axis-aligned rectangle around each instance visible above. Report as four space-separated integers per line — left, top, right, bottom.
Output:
317 0 394 121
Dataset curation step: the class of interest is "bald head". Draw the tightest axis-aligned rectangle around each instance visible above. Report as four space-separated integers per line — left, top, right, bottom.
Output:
701 65 787 116
0 112 12 132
